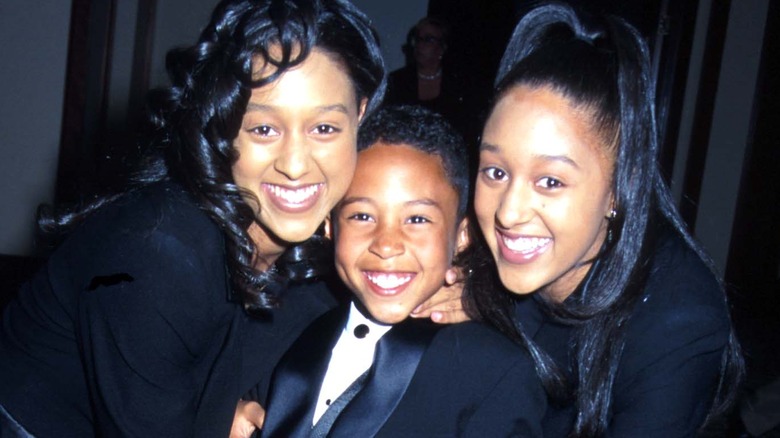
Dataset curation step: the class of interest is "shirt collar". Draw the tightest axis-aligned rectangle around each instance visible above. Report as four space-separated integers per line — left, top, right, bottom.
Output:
344 301 393 342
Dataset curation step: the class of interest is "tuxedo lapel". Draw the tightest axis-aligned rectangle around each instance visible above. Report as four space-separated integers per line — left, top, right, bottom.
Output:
309 369 368 437
261 307 347 438
326 318 440 437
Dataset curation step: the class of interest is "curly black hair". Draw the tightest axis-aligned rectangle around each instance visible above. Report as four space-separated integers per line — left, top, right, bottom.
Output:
40 0 386 314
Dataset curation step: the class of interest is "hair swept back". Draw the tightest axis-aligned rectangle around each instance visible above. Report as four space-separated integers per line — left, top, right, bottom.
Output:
465 2 743 436
39 0 386 314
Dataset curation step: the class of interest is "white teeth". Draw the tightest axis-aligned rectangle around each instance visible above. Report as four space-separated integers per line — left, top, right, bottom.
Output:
503 236 551 253
269 184 320 204
366 273 412 289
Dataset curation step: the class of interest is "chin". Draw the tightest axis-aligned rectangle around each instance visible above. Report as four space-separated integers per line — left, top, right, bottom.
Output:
266 221 322 244
498 271 539 296
368 307 408 325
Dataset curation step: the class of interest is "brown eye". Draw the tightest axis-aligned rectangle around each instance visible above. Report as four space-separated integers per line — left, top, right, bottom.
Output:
312 124 340 135
407 215 431 225
481 167 507 181
347 212 373 222
249 125 277 137
536 177 564 189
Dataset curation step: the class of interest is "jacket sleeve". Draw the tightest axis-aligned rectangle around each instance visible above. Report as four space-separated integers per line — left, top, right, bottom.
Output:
606 270 732 437
62 202 233 437
460 352 547 437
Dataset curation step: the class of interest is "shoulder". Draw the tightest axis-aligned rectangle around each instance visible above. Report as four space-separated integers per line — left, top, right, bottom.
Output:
48 182 226 303
87 182 217 241
398 321 546 435
425 321 537 376
637 233 728 323
608 234 735 432
620 233 732 376
60 182 222 262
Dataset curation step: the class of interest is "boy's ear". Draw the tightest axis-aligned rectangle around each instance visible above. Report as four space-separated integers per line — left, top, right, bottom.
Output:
323 215 332 240
455 217 470 255
444 218 471 286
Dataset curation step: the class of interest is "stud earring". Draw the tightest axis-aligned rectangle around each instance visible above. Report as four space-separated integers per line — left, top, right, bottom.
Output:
607 209 617 220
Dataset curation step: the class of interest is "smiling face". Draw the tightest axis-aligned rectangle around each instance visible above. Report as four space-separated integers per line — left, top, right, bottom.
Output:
232 49 364 256
334 143 464 324
475 85 615 301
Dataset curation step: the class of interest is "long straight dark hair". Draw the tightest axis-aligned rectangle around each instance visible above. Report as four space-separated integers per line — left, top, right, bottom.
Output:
39 0 386 313
465 2 743 436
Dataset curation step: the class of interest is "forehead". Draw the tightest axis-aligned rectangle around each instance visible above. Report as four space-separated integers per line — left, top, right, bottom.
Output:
247 49 355 106
416 22 443 36
484 85 614 166
349 143 457 203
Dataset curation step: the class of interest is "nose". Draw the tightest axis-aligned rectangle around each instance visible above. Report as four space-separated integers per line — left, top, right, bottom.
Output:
274 132 311 180
495 181 535 230
368 222 405 259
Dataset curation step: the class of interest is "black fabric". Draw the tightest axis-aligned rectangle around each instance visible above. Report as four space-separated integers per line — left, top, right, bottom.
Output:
260 307 346 437
309 370 368 438
262 302 547 437
515 234 733 437
0 404 33 438
0 182 338 437
385 66 471 138
0 256 42 311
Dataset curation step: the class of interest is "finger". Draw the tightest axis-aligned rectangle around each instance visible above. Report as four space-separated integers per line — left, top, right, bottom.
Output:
412 294 463 323
245 401 266 429
414 283 460 312
430 308 470 324
445 266 465 285
230 400 265 438
411 284 461 316
425 293 467 323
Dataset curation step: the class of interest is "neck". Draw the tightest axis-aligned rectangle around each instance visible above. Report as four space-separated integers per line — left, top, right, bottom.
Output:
417 68 442 81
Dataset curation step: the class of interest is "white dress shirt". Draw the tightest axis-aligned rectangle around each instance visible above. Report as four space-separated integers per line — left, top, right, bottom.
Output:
312 302 391 424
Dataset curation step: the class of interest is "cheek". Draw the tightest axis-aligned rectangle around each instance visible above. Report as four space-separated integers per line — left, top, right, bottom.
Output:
230 158 253 187
421 231 456 270
334 239 358 276
319 143 357 188
474 186 497 229
558 192 609 240
232 143 272 181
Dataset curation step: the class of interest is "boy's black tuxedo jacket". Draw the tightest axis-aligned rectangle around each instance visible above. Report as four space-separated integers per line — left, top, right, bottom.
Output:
261 305 546 437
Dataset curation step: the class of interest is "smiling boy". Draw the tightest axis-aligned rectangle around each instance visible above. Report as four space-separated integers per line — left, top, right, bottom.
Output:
260 106 546 437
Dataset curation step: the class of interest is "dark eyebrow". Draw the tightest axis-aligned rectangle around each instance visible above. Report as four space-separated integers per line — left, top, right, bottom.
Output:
479 142 580 169
245 102 272 112
315 104 350 115
339 197 443 211
479 142 499 153
533 154 580 169
339 196 373 209
405 198 442 210
245 102 350 115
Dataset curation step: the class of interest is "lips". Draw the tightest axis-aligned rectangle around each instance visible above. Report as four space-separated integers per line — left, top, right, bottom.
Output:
262 183 323 213
363 271 415 296
495 229 551 264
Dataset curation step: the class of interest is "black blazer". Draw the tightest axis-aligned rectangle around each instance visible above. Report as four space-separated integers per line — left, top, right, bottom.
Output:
515 234 734 437
262 305 546 437
0 183 337 437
